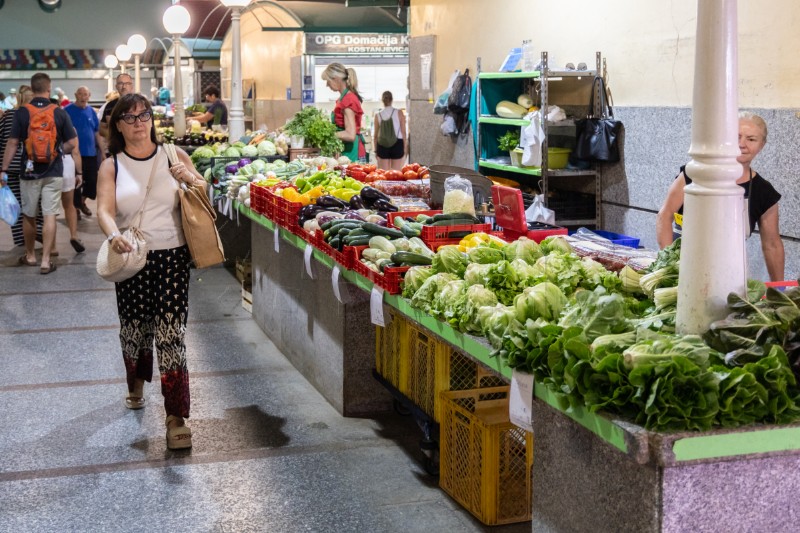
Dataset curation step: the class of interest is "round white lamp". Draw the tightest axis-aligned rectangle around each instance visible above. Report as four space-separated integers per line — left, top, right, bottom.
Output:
127 34 147 94
220 0 250 141
115 44 132 75
104 54 119 93
163 4 191 138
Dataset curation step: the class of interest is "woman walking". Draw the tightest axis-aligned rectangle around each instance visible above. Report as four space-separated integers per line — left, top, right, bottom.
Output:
373 91 407 170
96 93 205 450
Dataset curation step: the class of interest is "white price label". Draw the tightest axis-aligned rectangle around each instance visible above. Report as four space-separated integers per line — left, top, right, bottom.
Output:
303 245 314 279
331 266 343 303
509 369 535 432
273 226 280 253
370 286 385 326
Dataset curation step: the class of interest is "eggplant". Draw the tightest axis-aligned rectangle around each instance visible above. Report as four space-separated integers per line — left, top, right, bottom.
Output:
359 186 391 207
348 194 366 210
372 198 398 212
315 195 349 210
298 204 329 225
225 163 239 175
343 210 366 221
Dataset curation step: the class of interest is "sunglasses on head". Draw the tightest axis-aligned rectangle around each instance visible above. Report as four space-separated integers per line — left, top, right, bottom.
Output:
119 111 152 124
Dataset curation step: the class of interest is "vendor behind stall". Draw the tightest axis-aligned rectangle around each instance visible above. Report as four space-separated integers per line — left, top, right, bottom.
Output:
193 86 228 128
322 62 367 163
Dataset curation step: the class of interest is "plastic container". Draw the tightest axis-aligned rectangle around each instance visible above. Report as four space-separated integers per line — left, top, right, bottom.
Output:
547 147 571 169
569 229 640 249
521 40 535 72
491 185 568 242
375 309 409 394
439 387 534 525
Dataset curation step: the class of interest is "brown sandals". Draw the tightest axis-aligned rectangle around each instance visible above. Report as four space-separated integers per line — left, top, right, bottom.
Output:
166 415 193 450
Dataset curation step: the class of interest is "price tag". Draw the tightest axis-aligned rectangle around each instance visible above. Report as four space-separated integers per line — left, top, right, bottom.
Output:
303 245 314 279
370 286 385 326
331 266 343 303
509 369 535 432
273 226 280 253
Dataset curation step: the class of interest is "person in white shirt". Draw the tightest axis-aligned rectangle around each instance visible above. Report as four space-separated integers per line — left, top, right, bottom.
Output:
2 88 17 111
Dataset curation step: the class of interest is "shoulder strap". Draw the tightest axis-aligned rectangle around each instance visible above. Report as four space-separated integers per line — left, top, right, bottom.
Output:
131 149 160 228
113 153 118 181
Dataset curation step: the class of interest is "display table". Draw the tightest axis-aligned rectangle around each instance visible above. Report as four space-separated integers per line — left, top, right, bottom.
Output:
235 203 800 533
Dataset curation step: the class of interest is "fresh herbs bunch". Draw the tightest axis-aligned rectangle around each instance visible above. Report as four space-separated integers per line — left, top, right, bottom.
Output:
283 106 344 156
497 130 521 152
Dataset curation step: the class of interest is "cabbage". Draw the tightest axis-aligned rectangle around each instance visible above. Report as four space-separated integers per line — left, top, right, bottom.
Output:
251 159 267 173
467 246 505 265
241 145 259 158
461 285 499 333
338 156 351 165
580 256 623 292
478 304 518 349
273 159 287 168
410 273 459 313
503 237 542 265
540 235 572 255
190 146 215 163
223 147 241 158
232 141 246 150
512 282 567 324
464 262 492 287
401 266 434 299
535 251 584 294
431 246 469 278
432 280 466 324
257 140 277 156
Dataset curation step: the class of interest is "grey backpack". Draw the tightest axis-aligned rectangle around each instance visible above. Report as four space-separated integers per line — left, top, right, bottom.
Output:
376 110 398 148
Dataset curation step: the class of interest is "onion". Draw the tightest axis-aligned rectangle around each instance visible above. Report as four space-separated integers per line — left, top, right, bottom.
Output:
343 210 366 221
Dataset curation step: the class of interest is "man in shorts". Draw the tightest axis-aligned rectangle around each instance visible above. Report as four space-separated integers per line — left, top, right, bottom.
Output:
65 86 103 218
0 72 77 274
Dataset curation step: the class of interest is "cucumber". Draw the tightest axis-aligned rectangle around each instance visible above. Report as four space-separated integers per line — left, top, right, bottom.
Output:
324 221 363 238
338 228 353 238
321 218 360 231
390 251 433 266
329 236 341 249
431 212 481 224
430 218 481 227
345 228 370 239
362 222 404 239
345 236 372 247
400 224 421 238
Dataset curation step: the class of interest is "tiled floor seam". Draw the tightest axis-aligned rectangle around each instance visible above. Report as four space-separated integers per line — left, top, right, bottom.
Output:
0 366 284 392
0 439 400 483
0 316 253 335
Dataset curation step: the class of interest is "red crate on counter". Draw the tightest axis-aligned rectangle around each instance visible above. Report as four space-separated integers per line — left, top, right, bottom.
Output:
249 184 271 217
313 230 354 269
491 185 568 242
351 245 411 294
386 210 441 226
273 199 303 231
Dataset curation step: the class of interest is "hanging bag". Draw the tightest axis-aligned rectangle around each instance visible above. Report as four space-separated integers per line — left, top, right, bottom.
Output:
574 76 622 163
95 154 158 282
375 109 398 148
163 143 225 269
0 185 21 226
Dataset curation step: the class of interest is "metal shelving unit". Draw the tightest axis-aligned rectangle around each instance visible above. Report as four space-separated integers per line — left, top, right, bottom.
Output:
475 51 605 228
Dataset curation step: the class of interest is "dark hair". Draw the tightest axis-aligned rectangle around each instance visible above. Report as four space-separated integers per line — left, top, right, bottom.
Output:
381 91 393 106
204 86 220 98
107 94 158 155
30 72 51 94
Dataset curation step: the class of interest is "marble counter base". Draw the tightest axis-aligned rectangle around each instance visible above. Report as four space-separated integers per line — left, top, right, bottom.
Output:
250 224 390 417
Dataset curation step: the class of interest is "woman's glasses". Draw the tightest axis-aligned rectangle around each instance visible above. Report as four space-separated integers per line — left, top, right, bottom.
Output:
119 111 152 124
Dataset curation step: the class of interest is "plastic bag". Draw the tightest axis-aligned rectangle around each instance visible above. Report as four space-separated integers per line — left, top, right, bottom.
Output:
0 185 20 226
434 70 460 115
525 194 554 225
440 114 457 135
520 110 544 167
442 175 476 216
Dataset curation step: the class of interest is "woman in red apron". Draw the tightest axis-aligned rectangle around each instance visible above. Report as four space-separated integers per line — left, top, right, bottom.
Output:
321 62 367 162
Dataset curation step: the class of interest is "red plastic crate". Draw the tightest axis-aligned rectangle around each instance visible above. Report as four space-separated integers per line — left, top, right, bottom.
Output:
351 245 411 294
420 222 492 243
313 230 354 269
386 210 441 226
502 226 568 243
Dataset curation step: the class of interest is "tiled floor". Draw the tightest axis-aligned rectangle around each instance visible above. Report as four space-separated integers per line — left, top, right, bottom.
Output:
0 202 531 533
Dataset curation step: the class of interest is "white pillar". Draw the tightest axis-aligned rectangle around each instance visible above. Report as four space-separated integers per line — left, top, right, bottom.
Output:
677 0 746 334
173 35 186 138
228 6 245 141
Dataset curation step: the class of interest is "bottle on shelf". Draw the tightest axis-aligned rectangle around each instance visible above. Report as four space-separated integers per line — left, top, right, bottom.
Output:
522 40 535 72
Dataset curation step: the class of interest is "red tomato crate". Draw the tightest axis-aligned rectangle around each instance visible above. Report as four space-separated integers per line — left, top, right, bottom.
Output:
313 230 354 269
352 245 410 294
420 222 492 245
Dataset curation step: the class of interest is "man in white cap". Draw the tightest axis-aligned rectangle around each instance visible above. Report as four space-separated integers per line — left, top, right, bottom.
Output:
3 88 17 110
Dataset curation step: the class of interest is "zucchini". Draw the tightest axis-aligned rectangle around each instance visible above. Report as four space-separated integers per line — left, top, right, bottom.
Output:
362 249 393 262
368 235 396 253
376 258 394 271
400 224 421 238
321 218 363 231
390 251 433 266
408 237 434 258
393 217 407 229
431 212 481 224
329 236 341 249
345 228 370 239
447 230 473 239
345 236 372 247
362 222 404 239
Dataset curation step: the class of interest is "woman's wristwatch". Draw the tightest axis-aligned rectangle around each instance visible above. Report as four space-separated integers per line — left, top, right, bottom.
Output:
107 231 120 242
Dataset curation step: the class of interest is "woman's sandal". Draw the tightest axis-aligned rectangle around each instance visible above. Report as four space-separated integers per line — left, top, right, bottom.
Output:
124 379 145 409
166 415 192 450
18 255 37 266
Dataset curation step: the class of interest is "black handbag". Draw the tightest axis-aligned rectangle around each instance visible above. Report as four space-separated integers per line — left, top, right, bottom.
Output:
574 76 622 163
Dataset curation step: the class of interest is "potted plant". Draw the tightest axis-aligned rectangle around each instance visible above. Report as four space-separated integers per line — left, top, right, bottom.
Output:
497 130 521 166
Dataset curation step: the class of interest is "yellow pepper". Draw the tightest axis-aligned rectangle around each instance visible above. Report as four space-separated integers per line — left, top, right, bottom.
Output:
332 188 359 202
306 186 325 200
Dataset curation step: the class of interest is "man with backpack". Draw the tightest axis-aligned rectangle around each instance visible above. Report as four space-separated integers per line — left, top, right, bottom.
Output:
0 72 77 274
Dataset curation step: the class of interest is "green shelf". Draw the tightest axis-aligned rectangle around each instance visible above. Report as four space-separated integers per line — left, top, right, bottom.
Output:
479 71 540 79
479 160 542 176
478 116 530 126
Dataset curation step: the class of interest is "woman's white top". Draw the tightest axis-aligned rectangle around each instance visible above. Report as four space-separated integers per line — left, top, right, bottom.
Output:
115 146 185 250
377 106 404 139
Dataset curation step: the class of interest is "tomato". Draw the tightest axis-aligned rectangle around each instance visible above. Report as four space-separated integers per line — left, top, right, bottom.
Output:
365 172 379 183
363 164 377 173
410 163 421 172
401 164 414 174
403 170 419 180
349 170 366 180
385 170 403 180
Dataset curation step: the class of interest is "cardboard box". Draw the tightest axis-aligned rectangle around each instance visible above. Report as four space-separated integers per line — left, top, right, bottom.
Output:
241 282 253 313
236 257 252 285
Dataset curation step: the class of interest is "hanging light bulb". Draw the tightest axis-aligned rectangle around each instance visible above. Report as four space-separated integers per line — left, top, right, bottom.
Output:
38 0 62 13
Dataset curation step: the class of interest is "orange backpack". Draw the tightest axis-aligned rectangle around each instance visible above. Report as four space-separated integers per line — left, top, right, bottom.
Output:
24 103 59 164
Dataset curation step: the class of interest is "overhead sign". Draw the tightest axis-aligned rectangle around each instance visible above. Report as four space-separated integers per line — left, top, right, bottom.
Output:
305 33 409 55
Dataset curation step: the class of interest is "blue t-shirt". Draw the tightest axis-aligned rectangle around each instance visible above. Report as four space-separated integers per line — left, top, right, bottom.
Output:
207 100 228 126
64 103 99 157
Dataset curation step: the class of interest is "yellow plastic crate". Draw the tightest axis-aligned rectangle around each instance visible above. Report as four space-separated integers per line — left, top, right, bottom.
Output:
435 347 507 422
439 387 534 526
375 310 409 394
